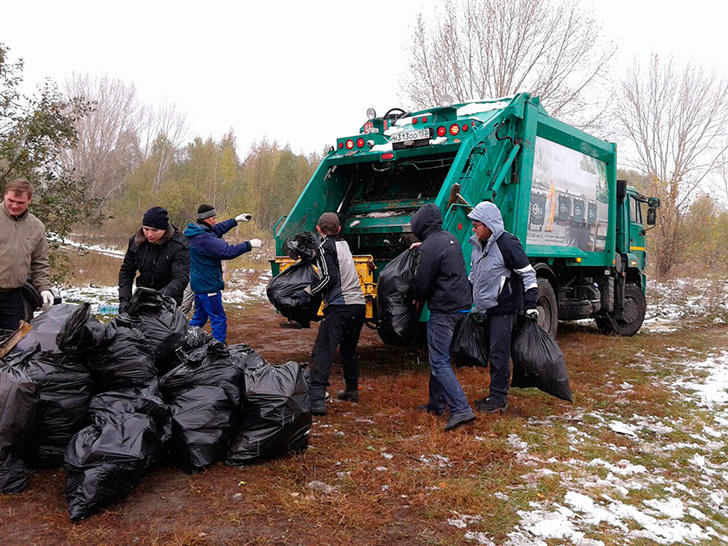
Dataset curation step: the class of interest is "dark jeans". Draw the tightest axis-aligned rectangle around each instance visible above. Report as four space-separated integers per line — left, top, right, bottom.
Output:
0 289 24 331
311 304 366 393
426 312 471 414
483 312 516 403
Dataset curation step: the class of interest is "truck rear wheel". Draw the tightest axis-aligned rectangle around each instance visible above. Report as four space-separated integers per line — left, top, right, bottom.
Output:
595 282 646 336
537 277 558 338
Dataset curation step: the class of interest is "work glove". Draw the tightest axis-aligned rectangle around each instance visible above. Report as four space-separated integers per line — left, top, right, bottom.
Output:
235 213 253 223
41 290 54 309
525 308 539 321
249 238 263 249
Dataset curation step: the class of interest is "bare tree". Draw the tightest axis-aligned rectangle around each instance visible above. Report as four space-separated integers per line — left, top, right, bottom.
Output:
141 103 188 188
616 54 728 279
401 0 615 129
63 74 144 203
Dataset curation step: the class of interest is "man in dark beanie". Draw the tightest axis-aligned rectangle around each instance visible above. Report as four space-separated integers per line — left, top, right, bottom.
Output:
118 206 190 313
184 204 261 343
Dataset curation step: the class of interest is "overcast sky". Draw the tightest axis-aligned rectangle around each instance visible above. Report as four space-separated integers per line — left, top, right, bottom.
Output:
2 0 726 156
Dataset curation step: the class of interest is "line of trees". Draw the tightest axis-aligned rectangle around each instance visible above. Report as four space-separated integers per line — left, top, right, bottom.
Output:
4 0 728 282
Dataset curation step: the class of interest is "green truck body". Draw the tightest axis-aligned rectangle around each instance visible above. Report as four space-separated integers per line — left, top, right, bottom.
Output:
273 93 659 338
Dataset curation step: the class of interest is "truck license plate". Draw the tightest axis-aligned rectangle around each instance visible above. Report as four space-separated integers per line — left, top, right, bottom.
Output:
390 128 431 144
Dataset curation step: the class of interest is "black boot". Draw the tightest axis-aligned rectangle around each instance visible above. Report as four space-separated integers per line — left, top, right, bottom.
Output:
310 387 327 416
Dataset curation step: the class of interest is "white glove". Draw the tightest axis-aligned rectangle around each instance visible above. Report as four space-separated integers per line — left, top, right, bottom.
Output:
41 290 54 309
235 213 252 223
249 238 263 249
525 308 539 321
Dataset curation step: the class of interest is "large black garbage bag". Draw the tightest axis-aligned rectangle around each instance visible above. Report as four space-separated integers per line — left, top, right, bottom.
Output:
286 231 320 262
0 365 38 493
11 303 83 354
2 346 91 467
376 248 420 344
226 361 311 465
56 304 106 359
511 319 573 403
126 287 187 374
451 314 488 367
181 326 213 352
228 342 268 370
267 261 322 327
159 341 245 472
86 316 157 393
64 384 171 521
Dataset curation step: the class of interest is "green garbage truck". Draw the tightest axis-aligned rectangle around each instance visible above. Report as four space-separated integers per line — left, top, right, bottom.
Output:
272 93 659 339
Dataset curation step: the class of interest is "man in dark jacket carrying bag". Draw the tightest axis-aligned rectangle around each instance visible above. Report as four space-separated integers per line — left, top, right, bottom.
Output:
118 206 189 313
411 204 476 432
308 212 366 416
468 201 538 413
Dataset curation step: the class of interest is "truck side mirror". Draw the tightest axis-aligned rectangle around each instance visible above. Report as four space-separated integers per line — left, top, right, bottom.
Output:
647 207 657 225
648 197 660 208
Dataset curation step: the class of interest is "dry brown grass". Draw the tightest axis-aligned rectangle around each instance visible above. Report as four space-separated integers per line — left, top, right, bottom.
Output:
2 302 726 545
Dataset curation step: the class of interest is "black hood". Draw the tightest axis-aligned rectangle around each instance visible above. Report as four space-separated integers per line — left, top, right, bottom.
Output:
411 203 443 240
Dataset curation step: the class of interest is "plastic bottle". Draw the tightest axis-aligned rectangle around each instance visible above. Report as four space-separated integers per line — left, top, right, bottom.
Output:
96 303 120 315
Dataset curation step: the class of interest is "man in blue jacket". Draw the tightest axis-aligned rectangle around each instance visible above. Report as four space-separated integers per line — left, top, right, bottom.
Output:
468 201 538 413
411 203 476 432
184 204 262 343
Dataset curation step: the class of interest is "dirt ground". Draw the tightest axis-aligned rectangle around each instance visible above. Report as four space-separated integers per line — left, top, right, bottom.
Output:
1 301 724 545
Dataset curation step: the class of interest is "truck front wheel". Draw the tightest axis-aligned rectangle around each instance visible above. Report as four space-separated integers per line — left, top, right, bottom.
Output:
595 282 646 336
537 277 558 338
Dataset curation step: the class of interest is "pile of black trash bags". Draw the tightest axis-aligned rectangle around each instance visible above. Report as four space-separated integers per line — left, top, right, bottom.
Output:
0 287 311 520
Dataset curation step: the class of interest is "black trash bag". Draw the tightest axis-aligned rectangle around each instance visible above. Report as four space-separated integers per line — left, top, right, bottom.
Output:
11 303 83 354
0 364 38 493
511 319 573 403
181 326 213 352
451 314 488 367
159 341 245 472
286 231 320 263
64 384 171 521
2 346 91 467
125 287 187 374
267 261 322 327
226 361 311 466
376 248 420 344
56 304 106 360
228 343 268 370
86 316 157 393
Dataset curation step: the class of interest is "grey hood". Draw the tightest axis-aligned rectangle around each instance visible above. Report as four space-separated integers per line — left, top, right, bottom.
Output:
467 201 504 241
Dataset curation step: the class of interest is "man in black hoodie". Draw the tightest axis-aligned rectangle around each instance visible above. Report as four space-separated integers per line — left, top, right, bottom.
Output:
411 204 476 431
118 206 189 313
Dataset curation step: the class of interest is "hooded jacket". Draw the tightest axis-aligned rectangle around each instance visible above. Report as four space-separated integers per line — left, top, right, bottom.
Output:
184 218 251 293
0 202 51 292
411 203 472 314
118 226 190 307
467 201 537 315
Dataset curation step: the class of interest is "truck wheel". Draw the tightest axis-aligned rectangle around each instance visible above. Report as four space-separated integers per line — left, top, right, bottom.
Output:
537 277 558 338
595 282 646 336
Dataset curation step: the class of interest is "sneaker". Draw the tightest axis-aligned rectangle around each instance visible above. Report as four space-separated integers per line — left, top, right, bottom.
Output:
444 410 476 431
417 403 446 416
337 390 359 402
474 397 508 414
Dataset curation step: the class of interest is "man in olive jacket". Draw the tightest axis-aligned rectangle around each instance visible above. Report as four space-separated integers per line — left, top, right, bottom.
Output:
118 206 190 313
0 179 53 331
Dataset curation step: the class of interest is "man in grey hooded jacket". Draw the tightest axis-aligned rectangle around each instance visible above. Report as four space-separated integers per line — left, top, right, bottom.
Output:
468 201 539 413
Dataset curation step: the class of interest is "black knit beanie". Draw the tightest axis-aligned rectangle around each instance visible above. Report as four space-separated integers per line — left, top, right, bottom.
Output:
197 204 217 221
142 206 169 230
